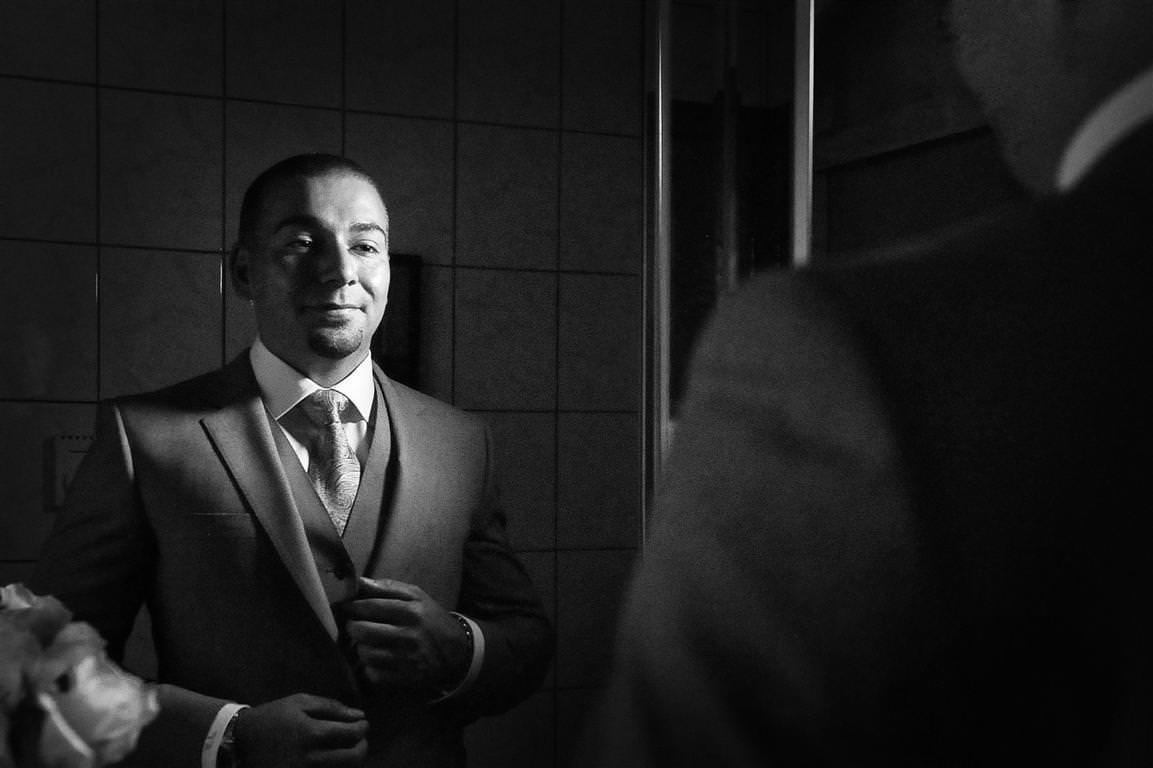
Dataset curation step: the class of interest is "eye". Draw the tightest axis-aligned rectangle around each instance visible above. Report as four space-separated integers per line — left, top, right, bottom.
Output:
352 241 383 255
279 235 314 254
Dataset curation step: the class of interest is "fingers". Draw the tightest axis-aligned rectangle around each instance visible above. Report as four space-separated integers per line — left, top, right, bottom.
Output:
346 619 419 666
300 702 368 766
310 717 369 749
363 661 423 688
342 597 417 624
355 576 423 600
299 696 366 723
237 695 368 768
308 742 368 767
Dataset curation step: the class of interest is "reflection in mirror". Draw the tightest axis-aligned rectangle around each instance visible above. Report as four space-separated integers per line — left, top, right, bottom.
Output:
661 0 797 419
645 0 1028 503
811 1 1022 262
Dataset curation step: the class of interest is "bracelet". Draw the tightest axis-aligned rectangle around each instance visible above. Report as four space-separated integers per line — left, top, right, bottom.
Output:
453 612 475 658
446 613 474 693
217 709 242 768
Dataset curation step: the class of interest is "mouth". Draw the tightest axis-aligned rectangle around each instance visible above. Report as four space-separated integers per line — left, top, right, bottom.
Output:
301 303 363 321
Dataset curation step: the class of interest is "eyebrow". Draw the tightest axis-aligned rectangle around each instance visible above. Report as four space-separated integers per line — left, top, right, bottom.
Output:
350 222 387 238
271 215 387 238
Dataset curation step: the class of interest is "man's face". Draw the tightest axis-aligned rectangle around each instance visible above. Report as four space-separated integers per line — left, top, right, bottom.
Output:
234 171 390 376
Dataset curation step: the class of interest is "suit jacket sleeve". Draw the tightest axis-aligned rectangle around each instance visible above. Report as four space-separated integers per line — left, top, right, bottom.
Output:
31 402 229 768
439 424 554 723
582 274 926 766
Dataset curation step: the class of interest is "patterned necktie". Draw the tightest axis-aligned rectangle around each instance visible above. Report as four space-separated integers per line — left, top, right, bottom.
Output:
298 389 360 536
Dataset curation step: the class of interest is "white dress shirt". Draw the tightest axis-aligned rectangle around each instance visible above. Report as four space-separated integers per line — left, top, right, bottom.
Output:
250 337 376 471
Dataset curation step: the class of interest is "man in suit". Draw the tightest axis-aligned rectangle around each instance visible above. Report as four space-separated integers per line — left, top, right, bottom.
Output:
32 154 553 767
587 0 1151 764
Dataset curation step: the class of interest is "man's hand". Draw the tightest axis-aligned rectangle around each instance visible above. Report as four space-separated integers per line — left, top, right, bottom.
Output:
234 693 367 768
341 577 471 693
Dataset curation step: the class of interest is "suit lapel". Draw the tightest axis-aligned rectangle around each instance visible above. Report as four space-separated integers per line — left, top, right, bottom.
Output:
370 366 443 588
199 355 340 641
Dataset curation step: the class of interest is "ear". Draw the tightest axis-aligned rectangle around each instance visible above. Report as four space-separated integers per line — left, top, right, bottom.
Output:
229 245 254 301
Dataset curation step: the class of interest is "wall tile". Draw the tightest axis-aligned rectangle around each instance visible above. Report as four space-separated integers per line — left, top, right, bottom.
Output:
562 0 643 135
556 688 604 766
477 412 556 550
465 691 555 768
0 243 97 401
100 249 222 398
457 124 558 270
458 0 560 128
558 274 640 411
0 0 95 82
345 0 454 118
0 402 97 560
517 551 556 630
101 91 222 250
224 101 343 246
346 113 454 266
454 270 556 411
815 2 980 144
557 414 639 549
560 133 642 274
518 550 557 690
226 0 342 108
100 0 223 95
824 130 1020 254
416 265 454 402
224 264 257 362
556 549 637 688
0 80 97 241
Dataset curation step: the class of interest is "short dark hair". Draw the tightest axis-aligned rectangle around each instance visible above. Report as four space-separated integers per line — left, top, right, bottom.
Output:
235 153 386 251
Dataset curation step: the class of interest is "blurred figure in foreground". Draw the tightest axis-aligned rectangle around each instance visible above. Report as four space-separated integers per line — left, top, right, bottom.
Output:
586 0 1152 764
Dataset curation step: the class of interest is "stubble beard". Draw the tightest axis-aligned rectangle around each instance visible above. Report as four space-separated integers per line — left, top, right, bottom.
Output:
307 326 366 359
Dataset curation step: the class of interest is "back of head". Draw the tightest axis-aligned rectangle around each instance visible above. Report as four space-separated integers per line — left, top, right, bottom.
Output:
236 153 384 251
948 0 1152 194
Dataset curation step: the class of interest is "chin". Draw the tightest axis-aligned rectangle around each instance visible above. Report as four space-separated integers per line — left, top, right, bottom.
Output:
308 328 366 360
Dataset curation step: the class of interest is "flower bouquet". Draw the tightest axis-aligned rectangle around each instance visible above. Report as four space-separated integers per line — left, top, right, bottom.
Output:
1 584 159 768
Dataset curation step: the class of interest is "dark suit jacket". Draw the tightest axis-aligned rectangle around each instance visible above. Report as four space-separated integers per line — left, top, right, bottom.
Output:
32 354 552 768
587 124 1153 766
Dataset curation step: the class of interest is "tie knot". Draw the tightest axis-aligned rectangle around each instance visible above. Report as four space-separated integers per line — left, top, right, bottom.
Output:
299 389 352 427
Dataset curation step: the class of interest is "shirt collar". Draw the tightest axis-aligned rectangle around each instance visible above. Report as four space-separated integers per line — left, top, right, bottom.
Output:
1056 65 1153 192
249 338 376 422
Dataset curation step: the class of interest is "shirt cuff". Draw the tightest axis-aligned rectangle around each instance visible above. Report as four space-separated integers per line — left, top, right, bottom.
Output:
202 702 247 768
436 613 485 701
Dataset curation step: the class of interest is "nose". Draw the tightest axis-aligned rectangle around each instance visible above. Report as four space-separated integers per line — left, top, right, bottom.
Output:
314 238 358 286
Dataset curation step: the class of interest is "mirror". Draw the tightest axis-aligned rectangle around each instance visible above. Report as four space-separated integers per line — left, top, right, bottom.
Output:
644 0 1026 514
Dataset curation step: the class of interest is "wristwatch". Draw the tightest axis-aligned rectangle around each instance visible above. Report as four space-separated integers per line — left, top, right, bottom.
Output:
217 709 242 768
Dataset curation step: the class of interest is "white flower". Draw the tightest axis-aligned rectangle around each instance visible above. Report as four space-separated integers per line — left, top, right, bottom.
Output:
31 625 159 768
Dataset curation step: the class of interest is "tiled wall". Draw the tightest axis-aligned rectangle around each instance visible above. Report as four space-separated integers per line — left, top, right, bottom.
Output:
0 1 645 765
811 0 1024 258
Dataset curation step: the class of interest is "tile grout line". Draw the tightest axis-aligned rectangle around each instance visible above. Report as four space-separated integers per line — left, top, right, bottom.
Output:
554 0 566 762
220 0 228 367
0 74 643 140
340 0 347 157
94 0 102 403
450 0 460 406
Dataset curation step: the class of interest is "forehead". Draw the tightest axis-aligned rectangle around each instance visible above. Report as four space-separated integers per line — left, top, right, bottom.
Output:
259 171 388 231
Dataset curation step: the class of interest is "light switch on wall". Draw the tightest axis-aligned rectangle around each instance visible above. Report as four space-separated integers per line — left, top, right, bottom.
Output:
52 434 92 508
